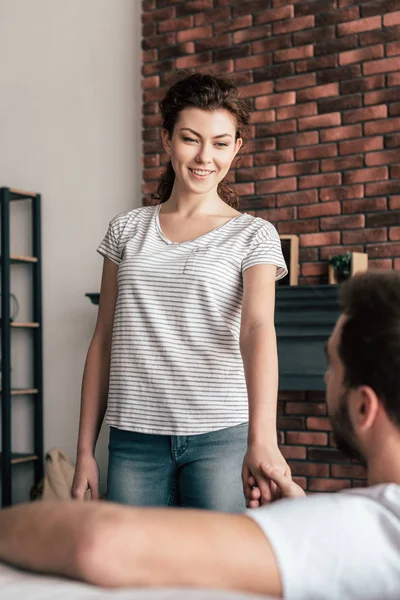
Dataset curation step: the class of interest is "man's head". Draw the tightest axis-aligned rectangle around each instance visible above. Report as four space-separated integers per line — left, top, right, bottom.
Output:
325 270 400 466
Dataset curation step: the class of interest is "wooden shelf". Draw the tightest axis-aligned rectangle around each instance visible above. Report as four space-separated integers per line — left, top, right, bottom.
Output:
10 388 39 396
10 255 38 263
9 187 37 199
0 453 39 467
11 322 40 328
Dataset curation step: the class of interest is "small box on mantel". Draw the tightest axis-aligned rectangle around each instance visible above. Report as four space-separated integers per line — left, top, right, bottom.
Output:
328 252 368 285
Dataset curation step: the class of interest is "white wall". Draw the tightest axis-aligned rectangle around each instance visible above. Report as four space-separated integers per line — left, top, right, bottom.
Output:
0 0 142 501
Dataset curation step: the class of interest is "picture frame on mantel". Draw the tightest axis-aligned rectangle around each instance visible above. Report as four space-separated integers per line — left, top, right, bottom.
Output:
279 234 299 286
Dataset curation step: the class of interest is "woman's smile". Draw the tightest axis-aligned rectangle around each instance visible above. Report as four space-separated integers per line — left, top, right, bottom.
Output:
188 167 215 180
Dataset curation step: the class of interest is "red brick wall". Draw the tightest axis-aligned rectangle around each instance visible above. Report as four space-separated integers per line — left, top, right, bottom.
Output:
142 0 400 286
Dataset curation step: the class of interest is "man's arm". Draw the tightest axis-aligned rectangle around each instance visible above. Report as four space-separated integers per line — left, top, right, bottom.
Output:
0 501 282 597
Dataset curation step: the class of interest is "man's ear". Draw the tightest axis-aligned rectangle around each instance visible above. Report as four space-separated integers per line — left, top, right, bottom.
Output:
162 129 171 155
350 386 380 432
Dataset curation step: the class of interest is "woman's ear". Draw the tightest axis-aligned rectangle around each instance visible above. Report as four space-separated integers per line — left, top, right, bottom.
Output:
162 129 171 155
234 137 243 157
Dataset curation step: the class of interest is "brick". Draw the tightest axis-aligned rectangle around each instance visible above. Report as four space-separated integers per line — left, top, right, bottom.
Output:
387 41 400 56
274 15 315 35
343 227 387 244
246 138 276 153
366 181 400 195
278 161 319 177
142 75 160 90
295 0 335 16
277 416 305 430
275 73 317 92
158 43 193 60
276 102 318 120
315 6 359 26
289 462 330 477
364 56 400 75
321 124 362 143
299 201 340 219
331 464 367 479
274 45 314 62
255 92 296 109
278 131 319 149
298 113 341 131
366 149 400 166
254 5 294 25
279 219 319 234
317 64 362 85
280 445 307 460
366 242 400 258
340 136 383 155
143 155 159 168
142 181 158 194
339 44 384 66
384 11 400 26
369 259 394 269
158 16 193 33
366 211 400 227
175 52 211 69
142 114 162 128
286 431 328 446
142 32 176 50
321 155 363 172
296 55 337 74
365 118 400 135
258 206 296 221
214 15 252 34
143 49 157 63
240 81 273 99
318 95 362 115
299 247 319 261
320 184 364 201
340 74 385 94
301 262 328 276
213 44 251 62
233 25 272 44
236 166 276 182
321 214 365 230
254 63 295 83
392 164 400 178
250 110 276 123
342 197 387 214
306 417 332 431
286 401 326 415
344 166 388 184
256 178 297 194
365 88 400 106
299 172 341 189
300 231 340 247
254 150 294 165
308 447 349 462
232 0 272 16
343 104 387 125
390 227 400 241
240 196 276 210
396 258 400 270
252 35 292 55
295 26 336 47
194 6 230 24
256 121 296 137
390 104 400 117
309 478 351 492
361 0 400 18
390 196 400 209
277 189 318 207
296 144 337 160
297 82 339 102
235 54 272 71
320 243 364 259
174 0 213 13
194 33 232 52
229 183 255 196
337 16 381 36
315 35 358 57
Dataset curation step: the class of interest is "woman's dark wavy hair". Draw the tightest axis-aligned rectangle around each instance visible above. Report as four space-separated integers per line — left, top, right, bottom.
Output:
339 270 400 427
151 71 251 210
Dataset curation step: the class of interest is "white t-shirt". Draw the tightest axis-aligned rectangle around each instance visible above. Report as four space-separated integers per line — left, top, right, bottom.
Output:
97 204 287 435
247 484 400 599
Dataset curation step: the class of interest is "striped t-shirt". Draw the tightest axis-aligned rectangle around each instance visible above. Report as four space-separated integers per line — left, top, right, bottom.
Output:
97 204 287 435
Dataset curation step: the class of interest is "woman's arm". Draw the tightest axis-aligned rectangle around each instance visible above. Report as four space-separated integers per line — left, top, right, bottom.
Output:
71 257 118 500
240 264 290 506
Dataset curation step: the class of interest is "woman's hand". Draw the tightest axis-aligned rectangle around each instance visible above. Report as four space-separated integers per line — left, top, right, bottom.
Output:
71 454 100 501
242 443 291 508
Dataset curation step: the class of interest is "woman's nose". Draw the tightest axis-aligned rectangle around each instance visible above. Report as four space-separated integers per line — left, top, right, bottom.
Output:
196 144 212 164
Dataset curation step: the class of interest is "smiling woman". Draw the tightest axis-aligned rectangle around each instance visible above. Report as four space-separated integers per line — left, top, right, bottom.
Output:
72 72 289 513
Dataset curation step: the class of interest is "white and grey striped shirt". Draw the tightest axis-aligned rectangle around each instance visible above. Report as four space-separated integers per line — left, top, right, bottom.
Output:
97 204 287 435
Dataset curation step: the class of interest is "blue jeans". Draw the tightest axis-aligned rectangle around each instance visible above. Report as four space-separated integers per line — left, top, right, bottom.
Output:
106 422 248 512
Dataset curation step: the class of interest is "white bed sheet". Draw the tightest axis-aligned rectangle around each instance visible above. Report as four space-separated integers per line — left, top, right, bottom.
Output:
0 563 276 600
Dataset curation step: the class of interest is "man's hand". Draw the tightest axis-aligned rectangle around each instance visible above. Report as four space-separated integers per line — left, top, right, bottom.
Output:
260 464 306 500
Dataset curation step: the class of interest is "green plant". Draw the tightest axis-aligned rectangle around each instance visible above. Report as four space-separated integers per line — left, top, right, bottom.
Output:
328 252 352 282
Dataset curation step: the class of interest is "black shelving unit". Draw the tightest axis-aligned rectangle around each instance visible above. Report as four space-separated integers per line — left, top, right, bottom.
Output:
0 187 44 507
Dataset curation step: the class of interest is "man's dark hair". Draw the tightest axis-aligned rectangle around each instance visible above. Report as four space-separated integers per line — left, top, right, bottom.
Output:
339 270 400 426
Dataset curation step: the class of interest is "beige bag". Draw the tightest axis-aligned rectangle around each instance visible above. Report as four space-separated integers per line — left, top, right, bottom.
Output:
42 448 75 500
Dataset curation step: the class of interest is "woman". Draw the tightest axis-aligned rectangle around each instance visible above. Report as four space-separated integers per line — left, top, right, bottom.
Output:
72 72 289 511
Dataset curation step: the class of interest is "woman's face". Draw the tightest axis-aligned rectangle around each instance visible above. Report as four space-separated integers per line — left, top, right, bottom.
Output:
162 108 243 198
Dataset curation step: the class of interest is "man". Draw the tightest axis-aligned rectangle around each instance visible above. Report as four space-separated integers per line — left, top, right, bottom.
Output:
1 270 400 599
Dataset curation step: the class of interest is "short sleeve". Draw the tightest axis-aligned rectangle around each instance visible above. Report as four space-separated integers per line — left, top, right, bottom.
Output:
241 222 288 281
97 216 124 265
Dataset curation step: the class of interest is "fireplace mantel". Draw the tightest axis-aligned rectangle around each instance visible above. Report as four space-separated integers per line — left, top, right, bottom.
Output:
86 284 340 392
276 285 340 391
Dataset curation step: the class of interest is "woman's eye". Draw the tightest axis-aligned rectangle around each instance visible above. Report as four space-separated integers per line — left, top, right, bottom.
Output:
183 137 198 143
215 142 228 147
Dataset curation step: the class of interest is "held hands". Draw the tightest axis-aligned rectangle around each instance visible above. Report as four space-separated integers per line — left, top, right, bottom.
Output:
71 454 100 501
242 444 305 508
